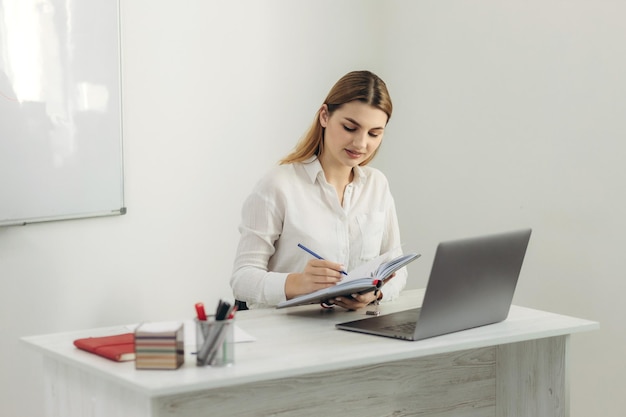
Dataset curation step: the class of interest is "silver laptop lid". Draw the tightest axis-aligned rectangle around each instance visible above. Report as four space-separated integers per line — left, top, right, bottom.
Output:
413 228 532 340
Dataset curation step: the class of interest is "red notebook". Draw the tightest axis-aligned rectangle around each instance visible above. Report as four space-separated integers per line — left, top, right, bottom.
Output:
74 333 136 362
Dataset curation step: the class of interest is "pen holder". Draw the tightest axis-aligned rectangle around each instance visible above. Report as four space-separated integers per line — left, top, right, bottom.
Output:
195 317 235 367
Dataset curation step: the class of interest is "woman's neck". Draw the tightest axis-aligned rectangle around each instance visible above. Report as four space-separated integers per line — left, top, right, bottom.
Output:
319 157 354 205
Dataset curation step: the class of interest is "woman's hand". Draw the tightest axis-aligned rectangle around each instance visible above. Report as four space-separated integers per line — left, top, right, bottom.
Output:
327 272 395 310
285 259 344 299
330 291 381 310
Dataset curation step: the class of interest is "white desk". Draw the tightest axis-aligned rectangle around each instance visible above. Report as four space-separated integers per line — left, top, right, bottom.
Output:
22 289 598 417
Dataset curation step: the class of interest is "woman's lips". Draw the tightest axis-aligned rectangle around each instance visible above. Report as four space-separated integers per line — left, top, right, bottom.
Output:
345 149 364 159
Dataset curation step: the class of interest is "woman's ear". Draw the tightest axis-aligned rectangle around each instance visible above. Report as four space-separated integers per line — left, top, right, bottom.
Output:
319 104 329 128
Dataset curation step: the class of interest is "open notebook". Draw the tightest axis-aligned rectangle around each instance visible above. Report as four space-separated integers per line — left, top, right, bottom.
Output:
277 251 420 309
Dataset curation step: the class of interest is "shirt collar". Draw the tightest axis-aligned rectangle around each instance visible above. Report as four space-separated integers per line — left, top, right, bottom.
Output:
301 156 366 185
352 164 367 185
301 156 322 184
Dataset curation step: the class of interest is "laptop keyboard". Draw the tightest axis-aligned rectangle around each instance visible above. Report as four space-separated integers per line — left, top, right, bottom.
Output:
381 321 416 334
381 310 421 334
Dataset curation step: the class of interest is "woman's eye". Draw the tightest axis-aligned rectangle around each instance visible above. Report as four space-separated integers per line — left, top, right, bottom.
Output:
369 132 380 138
343 125 356 132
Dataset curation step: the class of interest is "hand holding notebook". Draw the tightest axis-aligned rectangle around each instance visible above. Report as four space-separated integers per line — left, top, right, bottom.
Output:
277 250 420 309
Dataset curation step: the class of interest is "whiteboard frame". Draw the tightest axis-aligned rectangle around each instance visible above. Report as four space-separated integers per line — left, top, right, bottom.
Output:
0 0 125 227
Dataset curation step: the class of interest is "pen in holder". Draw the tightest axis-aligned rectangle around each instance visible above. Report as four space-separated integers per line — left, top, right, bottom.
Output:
195 316 235 367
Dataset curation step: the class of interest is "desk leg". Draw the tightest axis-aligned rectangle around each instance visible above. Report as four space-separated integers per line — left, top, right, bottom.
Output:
496 335 569 417
42 357 151 417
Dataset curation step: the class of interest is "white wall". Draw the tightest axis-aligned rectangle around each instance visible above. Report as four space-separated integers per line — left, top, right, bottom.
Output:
377 1 626 415
1 1 623 416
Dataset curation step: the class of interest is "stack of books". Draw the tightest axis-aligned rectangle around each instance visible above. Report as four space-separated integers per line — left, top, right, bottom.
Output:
134 321 185 370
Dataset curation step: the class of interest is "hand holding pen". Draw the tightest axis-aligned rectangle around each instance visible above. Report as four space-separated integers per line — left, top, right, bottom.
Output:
285 244 347 300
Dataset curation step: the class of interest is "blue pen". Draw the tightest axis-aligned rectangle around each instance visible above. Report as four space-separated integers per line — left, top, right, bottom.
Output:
297 243 348 276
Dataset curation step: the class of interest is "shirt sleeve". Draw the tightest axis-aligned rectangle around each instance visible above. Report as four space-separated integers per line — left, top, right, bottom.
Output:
230 189 288 308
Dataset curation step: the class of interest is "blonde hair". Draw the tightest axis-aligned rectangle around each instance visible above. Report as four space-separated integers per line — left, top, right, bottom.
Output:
280 70 393 166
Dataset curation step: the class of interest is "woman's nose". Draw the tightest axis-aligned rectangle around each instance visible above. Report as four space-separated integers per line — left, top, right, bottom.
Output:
352 132 368 149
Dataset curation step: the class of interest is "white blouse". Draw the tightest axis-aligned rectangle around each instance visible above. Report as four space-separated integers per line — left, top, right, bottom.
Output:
230 157 407 309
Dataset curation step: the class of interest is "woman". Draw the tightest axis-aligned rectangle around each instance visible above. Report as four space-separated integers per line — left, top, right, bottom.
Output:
230 70 407 310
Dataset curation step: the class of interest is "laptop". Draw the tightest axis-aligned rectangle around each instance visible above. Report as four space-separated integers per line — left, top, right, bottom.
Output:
336 228 532 341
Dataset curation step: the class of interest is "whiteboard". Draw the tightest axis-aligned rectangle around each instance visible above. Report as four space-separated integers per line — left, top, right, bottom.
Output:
0 0 125 226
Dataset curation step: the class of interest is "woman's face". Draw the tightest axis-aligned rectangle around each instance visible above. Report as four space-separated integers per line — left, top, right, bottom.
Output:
319 101 388 170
